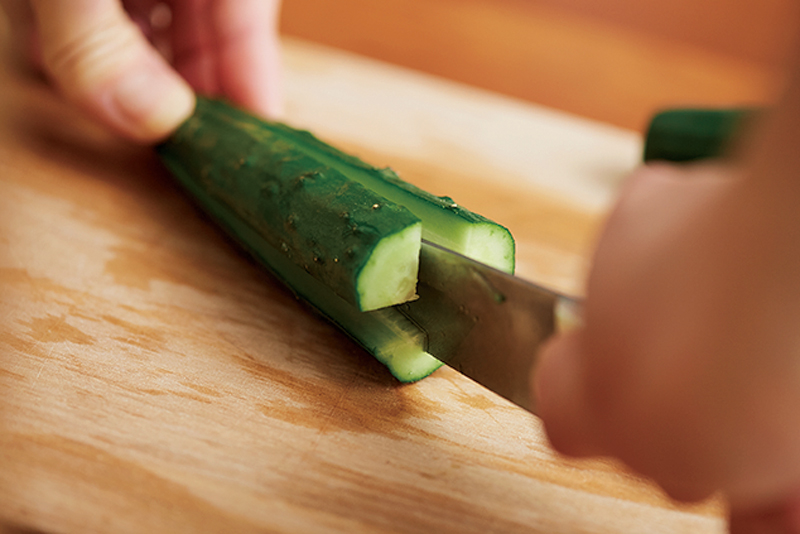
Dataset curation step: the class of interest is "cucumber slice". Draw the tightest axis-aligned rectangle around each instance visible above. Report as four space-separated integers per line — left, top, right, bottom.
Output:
157 97 516 382
158 99 421 312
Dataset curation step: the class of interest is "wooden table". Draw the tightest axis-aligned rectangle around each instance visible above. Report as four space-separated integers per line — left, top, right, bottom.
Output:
3 1 787 532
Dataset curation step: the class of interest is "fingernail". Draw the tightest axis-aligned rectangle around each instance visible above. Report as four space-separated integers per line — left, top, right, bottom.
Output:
113 65 195 142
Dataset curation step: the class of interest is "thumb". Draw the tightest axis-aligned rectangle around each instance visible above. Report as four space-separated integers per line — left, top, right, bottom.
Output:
30 0 194 142
534 329 606 458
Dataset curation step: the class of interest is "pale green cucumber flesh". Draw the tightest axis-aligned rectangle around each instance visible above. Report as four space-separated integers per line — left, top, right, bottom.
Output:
356 224 421 312
176 170 443 382
158 100 421 311
202 99 516 274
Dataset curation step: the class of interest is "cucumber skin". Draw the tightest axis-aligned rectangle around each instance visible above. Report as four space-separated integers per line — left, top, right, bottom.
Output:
168 163 443 382
202 99 516 274
277 127 516 273
157 98 421 311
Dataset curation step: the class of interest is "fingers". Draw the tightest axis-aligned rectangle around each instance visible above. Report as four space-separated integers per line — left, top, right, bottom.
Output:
212 0 283 117
0 0 41 67
121 0 163 38
171 0 283 118
12 0 282 140
534 330 605 458
532 163 737 501
170 0 219 94
30 0 195 142
729 490 800 534
540 161 800 508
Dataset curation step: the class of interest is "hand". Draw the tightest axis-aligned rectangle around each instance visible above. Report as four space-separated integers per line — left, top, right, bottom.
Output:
0 0 283 142
534 160 800 531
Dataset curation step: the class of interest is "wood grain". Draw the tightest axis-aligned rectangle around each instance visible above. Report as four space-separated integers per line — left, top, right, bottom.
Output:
0 2 749 532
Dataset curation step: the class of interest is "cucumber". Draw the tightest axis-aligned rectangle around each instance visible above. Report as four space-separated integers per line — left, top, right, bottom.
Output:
157 97 515 382
199 99 516 274
174 169 442 381
158 98 421 312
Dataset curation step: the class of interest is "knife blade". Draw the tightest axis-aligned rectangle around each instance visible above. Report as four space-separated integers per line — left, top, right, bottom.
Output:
395 240 580 413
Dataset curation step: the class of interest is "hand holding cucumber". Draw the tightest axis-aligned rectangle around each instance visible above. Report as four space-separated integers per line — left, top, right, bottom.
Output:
0 0 283 141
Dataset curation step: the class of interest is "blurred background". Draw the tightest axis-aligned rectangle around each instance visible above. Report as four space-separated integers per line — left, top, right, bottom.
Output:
281 0 799 131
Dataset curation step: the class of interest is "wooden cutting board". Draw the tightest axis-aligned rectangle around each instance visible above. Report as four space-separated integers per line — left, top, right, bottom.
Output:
0 31 726 534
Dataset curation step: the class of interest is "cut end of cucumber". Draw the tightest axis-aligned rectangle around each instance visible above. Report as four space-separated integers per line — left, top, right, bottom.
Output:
463 223 516 274
358 306 442 382
374 344 444 383
356 222 423 311
389 351 444 383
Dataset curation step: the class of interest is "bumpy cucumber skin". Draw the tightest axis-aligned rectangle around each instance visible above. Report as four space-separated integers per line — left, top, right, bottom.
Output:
281 129 516 273
157 99 421 311
201 100 516 274
163 148 443 382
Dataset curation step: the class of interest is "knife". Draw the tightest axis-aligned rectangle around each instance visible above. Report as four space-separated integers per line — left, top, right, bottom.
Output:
398 108 746 411
399 107 747 411
395 240 581 413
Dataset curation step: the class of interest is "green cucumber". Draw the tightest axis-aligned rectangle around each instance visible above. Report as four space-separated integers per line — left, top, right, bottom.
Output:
173 167 442 381
158 99 421 312
156 97 515 382
198 98 516 274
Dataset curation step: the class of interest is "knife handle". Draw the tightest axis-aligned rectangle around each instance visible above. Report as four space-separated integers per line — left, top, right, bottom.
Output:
552 109 752 335
643 108 757 163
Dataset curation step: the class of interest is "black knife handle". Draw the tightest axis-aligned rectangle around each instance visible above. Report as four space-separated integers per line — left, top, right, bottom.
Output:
643 108 757 163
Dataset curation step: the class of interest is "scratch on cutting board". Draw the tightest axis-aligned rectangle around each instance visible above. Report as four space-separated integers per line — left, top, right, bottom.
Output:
0 246 24 317
35 342 57 381
27 311 91 383
32 318 63 383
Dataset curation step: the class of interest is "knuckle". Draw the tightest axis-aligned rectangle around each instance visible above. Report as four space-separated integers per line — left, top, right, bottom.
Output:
44 15 142 93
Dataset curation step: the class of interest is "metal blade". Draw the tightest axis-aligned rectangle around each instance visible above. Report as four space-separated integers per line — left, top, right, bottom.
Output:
395 240 576 413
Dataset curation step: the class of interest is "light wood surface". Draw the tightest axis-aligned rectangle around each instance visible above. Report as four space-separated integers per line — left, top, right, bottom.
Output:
3 0 782 531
